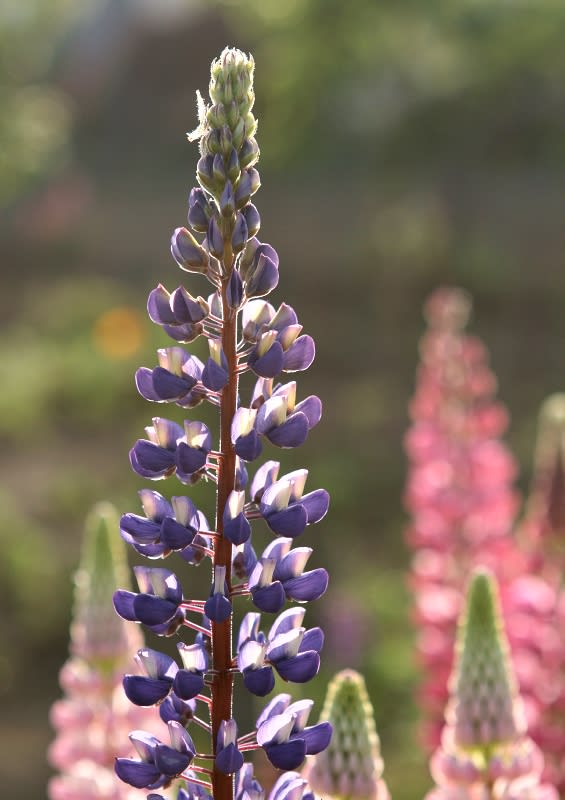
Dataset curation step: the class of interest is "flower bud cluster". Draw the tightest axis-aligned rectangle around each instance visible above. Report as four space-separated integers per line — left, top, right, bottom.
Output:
426 570 557 800
48 505 161 800
112 48 329 800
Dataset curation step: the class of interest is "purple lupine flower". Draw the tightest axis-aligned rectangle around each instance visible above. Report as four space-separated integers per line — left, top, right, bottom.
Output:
114 47 330 800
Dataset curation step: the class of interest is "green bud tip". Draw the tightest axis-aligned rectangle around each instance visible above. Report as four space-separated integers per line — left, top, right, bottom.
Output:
70 502 138 668
447 568 525 752
305 669 389 800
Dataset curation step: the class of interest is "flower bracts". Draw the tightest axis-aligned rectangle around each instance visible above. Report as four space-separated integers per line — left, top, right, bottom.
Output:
426 569 557 800
112 48 329 800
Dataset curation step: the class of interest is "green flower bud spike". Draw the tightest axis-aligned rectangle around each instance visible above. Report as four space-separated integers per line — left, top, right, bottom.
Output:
426 569 558 799
70 502 141 671
447 569 525 753
304 669 390 800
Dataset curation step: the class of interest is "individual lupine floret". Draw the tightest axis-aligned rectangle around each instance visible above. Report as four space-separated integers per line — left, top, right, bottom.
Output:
242 299 315 377
113 566 185 634
304 669 389 800
248 537 328 612
256 693 332 770
232 378 321 462
237 609 324 695
115 721 196 789
114 46 330 800
136 346 206 406
425 569 557 800
256 468 329 537
120 489 210 558
48 504 159 800
130 418 212 483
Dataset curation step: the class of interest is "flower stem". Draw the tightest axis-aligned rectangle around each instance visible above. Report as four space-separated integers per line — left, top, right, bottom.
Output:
210 258 238 800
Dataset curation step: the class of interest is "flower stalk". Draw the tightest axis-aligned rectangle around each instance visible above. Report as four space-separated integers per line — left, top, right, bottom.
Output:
112 47 330 800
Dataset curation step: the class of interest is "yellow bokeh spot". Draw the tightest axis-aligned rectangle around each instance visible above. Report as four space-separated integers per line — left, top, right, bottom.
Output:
92 307 145 360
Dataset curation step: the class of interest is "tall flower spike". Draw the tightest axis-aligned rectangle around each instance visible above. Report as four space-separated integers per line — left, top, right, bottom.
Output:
426 569 557 800
304 669 389 800
506 394 565 791
48 504 160 800
404 287 520 749
115 47 330 800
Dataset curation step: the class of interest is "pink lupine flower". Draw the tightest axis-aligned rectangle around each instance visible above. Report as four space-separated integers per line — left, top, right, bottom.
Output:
502 395 565 791
48 503 161 800
405 288 520 748
425 569 557 800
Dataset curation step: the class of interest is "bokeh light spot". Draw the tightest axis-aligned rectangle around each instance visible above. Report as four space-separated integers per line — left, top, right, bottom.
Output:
92 307 145 359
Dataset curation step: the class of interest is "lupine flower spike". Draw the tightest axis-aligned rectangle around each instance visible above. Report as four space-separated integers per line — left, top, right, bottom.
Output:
426 569 557 800
404 287 520 748
48 503 160 800
505 394 565 791
304 669 389 800
113 47 329 800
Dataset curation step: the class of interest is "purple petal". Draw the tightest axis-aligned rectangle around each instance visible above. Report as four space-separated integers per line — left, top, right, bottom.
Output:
301 489 330 524
227 267 244 308
201 358 228 391
113 590 137 621
147 285 176 325
139 490 173 522
153 368 195 400
223 513 251 546
256 695 292 729
215 743 244 775
154 743 191 777
243 666 275 697
300 627 324 654
173 670 205 701
283 569 329 602
161 517 196 550
267 413 309 448
270 303 298 332
232 540 257 581
135 368 162 402
250 460 280 502
246 253 279 298
162 322 202 344
265 505 308 538
115 759 161 789
282 335 315 372
234 430 263 462
293 396 322 429
251 582 286 613
130 441 176 479
171 286 208 323
168 720 196 757
268 608 305 639
262 537 293 563
123 675 172 706
175 442 207 475
134 595 179 626
274 651 320 683
120 514 161 545
294 722 333 755
249 341 285 379
264 740 306 771
204 593 232 623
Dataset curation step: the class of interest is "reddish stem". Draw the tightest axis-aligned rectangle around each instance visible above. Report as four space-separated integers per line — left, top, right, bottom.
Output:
210 264 238 800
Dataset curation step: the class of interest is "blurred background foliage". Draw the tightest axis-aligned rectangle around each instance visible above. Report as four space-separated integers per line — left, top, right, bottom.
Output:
1 1 565 797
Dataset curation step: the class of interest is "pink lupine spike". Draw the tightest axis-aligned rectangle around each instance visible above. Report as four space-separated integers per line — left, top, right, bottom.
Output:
48 504 161 800
405 287 520 749
425 569 558 800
